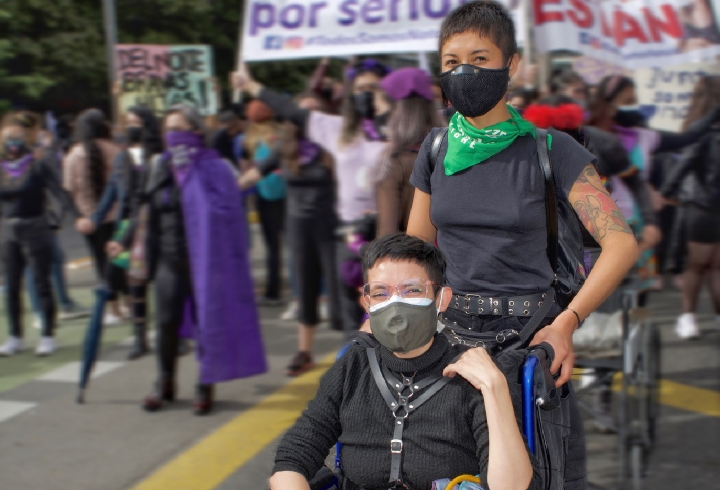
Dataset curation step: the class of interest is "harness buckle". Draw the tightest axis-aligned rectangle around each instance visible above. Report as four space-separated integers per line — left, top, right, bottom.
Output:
390 439 403 454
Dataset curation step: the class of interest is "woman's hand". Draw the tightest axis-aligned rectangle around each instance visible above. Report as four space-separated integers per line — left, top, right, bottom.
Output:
106 241 124 259
75 218 96 235
231 63 263 98
238 168 262 190
443 347 507 394
530 310 577 387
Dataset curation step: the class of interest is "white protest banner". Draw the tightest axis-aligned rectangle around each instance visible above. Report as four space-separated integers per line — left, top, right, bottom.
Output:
533 0 720 68
571 55 628 85
241 0 525 61
116 45 218 117
636 61 720 132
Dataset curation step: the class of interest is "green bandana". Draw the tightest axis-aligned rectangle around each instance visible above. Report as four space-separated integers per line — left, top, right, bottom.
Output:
444 105 537 176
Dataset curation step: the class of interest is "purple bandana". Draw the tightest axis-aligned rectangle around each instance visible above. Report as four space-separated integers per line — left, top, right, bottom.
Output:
1 154 33 179
164 131 205 187
361 119 382 141
298 138 321 166
614 125 639 153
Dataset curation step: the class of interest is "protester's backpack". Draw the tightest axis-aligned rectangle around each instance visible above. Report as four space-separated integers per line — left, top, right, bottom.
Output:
254 141 287 201
428 127 585 310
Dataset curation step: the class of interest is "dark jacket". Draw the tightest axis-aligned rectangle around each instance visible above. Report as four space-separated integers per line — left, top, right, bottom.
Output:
661 127 720 211
91 150 150 226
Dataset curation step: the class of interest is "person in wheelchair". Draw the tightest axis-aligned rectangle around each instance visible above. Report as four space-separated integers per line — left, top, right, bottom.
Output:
270 234 541 490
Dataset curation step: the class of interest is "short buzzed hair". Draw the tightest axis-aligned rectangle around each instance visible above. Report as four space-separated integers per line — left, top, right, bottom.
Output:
439 1 518 64
362 233 446 286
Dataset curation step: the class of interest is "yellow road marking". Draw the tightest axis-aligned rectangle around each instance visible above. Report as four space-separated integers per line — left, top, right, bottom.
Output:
574 369 720 418
130 352 336 490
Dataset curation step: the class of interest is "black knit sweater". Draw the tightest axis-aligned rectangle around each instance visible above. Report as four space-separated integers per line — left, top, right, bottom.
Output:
273 334 541 489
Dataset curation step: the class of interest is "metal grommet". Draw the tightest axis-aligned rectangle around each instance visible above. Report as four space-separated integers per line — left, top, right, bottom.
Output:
493 300 499 306
493 308 499 314
509 301 515 306
479 308 484 313
524 309 530 315
524 301 530 307
509 309 514 315
538 301 543 306
479 299 484 305
455 302 459 307
542 293 546 299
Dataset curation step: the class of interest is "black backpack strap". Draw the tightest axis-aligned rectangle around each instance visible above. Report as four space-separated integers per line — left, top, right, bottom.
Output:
429 128 449 173
536 128 558 275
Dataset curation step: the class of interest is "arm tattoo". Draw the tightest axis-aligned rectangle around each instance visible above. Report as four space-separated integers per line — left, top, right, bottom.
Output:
571 165 633 243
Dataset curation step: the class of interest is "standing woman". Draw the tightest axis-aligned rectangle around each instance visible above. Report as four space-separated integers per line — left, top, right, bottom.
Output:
233 59 390 342
63 109 126 323
0 112 80 356
243 100 286 304
661 76 720 339
406 3 639 487
240 92 342 376
375 67 444 236
78 106 163 358
113 104 266 415
588 75 720 294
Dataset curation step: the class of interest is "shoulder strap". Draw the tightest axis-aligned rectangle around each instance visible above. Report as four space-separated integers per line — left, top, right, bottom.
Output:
536 128 558 275
429 128 449 173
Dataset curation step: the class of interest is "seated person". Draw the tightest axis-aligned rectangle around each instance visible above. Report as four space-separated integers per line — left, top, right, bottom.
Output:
270 234 541 490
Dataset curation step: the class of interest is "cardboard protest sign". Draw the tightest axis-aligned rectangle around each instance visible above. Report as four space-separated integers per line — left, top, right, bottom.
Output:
636 61 720 132
533 0 720 68
116 45 218 116
241 0 525 61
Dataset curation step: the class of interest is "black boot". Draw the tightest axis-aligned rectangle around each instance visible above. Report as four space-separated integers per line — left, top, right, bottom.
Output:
142 378 175 412
193 384 214 416
127 323 149 360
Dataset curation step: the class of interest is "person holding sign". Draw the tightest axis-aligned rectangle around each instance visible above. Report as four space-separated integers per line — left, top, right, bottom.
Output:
233 60 390 349
406 2 640 488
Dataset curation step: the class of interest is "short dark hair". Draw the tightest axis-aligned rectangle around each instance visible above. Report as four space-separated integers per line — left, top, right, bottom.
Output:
549 68 586 95
438 1 517 64
362 234 446 286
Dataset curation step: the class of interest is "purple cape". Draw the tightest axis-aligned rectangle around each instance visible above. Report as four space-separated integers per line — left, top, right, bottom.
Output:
179 149 267 384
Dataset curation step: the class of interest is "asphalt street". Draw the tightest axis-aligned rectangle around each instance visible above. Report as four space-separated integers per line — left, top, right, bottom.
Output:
0 223 717 490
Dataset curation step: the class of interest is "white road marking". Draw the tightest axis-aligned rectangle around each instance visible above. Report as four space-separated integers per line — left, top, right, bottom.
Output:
0 401 36 423
36 361 125 382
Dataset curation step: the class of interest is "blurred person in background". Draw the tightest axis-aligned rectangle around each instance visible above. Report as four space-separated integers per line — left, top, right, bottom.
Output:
661 75 720 339
588 75 720 299
234 59 391 342
240 92 341 376
243 99 286 305
211 104 246 168
0 112 80 356
25 114 90 327
64 109 127 324
550 68 590 109
110 104 266 414
308 57 345 114
375 67 444 236
78 106 163 359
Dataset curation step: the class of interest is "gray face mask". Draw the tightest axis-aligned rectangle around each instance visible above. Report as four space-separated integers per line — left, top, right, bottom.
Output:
369 291 443 354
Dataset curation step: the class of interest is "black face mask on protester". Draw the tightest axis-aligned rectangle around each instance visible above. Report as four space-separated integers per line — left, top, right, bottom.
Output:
613 105 646 128
353 91 375 120
126 126 143 145
3 138 28 160
440 64 510 118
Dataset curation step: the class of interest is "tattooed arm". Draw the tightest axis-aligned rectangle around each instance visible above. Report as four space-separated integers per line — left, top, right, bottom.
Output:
531 164 640 387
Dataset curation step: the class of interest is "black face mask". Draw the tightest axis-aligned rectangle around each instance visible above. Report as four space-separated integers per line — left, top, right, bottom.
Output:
613 106 646 128
353 91 375 120
126 126 143 145
3 138 28 160
440 64 510 118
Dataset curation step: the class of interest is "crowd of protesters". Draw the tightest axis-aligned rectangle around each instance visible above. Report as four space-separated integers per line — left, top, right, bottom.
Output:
0 3 718 458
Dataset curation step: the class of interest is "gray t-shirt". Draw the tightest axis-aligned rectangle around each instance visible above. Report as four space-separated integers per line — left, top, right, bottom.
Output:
409 129 594 297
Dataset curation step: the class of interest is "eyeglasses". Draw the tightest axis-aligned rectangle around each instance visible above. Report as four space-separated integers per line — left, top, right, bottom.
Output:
362 278 439 306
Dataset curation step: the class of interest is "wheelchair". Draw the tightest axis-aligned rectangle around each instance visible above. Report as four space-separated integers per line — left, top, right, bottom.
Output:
566 282 661 490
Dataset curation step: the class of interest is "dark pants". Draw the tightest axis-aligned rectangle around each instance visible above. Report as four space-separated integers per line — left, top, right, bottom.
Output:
287 216 340 327
443 309 587 490
334 241 365 338
84 222 127 301
256 196 285 300
154 255 193 382
2 219 55 337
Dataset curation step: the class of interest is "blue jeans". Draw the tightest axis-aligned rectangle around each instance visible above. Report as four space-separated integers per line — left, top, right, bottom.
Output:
26 234 73 314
